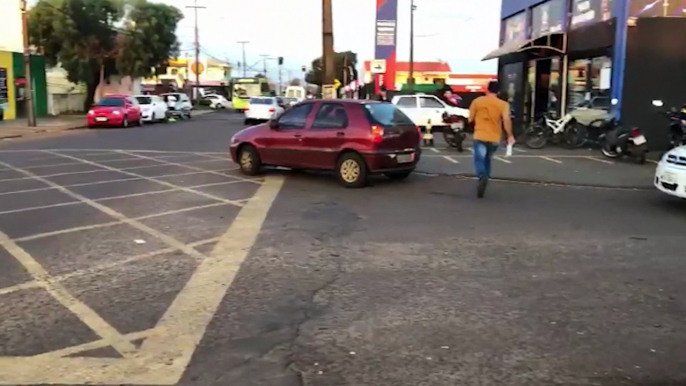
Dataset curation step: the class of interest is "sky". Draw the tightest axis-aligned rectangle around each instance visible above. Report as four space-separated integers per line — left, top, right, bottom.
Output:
27 0 503 81
164 0 502 81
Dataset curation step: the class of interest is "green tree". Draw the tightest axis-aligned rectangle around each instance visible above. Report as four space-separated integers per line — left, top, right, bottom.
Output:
289 78 302 86
28 0 182 110
305 51 358 86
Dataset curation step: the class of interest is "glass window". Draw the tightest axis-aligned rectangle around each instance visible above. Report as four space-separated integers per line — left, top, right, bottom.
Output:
312 103 348 129
97 98 125 107
419 96 444 108
363 103 415 127
396 97 417 108
135 96 152 104
278 103 313 129
249 97 273 105
566 56 612 112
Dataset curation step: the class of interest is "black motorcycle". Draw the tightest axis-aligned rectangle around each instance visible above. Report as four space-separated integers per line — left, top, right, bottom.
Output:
441 112 467 152
664 107 686 148
599 118 648 164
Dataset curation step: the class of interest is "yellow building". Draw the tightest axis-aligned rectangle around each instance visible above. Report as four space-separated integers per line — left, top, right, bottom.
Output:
0 51 16 120
363 61 452 87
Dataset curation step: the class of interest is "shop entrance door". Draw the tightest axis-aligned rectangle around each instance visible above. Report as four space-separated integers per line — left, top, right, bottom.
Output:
534 59 552 119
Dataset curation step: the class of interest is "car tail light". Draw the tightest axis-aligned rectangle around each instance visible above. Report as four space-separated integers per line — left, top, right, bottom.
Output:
371 125 384 143
416 126 422 140
269 108 275 113
631 128 641 137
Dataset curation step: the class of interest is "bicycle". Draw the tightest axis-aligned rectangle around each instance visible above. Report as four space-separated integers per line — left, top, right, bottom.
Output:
524 112 584 149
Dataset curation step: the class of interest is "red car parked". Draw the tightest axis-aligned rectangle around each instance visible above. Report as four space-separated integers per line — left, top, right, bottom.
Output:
230 100 421 188
87 95 143 128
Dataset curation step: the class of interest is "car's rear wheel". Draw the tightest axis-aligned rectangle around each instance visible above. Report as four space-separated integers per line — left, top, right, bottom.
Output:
384 170 413 181
337 152 368 188
238 145 262 176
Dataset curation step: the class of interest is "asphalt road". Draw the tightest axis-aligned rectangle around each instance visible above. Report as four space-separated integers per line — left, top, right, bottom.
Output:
1 111 685 386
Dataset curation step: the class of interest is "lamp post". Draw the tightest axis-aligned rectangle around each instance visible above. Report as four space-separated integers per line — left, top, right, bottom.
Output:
408 0 416 93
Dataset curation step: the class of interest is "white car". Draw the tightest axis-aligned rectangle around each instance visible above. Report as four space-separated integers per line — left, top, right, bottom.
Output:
204 94 231 109
655 145 686 199
161 93 192 119
244 97 285 125
134 95 168 122
391 94 469 129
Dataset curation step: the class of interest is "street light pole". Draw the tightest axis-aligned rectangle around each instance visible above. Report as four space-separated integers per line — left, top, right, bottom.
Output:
408 0 416 93
186 0 205 106
237 41 249 77
20 0 35 126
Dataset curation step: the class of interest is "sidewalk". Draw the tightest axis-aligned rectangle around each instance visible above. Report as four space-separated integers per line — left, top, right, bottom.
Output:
0 115 87 140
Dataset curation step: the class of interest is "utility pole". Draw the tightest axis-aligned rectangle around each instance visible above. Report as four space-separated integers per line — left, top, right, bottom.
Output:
186 0 205 106
237 41 249 77
408 0 416 93
20 0 35 126
322 0 335 98
259 54 269 76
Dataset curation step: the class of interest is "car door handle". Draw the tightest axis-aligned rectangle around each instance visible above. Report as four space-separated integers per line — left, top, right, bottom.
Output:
294 134 303 140
336 132 344 137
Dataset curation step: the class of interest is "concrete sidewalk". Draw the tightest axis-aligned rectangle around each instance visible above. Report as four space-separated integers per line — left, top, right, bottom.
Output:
0 110 215 140
0 116 87 140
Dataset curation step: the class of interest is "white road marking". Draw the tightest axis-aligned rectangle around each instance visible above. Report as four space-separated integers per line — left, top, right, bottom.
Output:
0 228 138 357
540 156 563 164
647 159 658 165
119 151 260 185
429 147 440 153
0 176 284 385
494 156 511 164
583 156 614 165
46 151 245 207
466 147 474 153
442 155 459 164
512 147 527 153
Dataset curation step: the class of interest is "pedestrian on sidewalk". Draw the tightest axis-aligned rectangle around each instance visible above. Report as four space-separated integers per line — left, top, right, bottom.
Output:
468 80 515 198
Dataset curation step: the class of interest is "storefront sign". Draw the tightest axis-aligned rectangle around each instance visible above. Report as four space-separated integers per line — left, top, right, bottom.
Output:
571 0 613 29
0 68 8 114
531 0 565 38
374 0 398 91
503 12 527 43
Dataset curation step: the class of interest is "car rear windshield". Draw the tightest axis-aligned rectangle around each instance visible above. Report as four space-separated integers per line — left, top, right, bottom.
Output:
135 96 151 104
250 98 273 105
363 103 414 127
97 98 125 107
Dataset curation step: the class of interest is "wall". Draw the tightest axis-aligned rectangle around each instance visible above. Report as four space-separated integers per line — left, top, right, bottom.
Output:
48 93 86 115
96 75 142 101
0 1 23 53
0 51 16 120
12 53 48 117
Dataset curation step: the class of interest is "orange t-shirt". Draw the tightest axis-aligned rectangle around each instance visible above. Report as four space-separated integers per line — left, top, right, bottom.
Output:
469 95 509 143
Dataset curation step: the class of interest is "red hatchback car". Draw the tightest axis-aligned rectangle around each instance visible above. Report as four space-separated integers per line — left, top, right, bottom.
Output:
230 100 421 188
87 95 143 128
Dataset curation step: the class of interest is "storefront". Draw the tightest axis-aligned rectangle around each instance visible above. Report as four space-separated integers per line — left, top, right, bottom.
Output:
0 51 48 121
491 0 686 148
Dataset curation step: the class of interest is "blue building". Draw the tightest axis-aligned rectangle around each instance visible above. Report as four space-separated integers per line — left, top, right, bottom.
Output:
489 0 686 148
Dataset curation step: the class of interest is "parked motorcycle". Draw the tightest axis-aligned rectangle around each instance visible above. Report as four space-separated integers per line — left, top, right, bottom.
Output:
441 112 467 152
652 100 686 148
599 118 648 164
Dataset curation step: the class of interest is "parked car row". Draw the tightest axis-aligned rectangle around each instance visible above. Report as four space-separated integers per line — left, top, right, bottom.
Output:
86 93 193 128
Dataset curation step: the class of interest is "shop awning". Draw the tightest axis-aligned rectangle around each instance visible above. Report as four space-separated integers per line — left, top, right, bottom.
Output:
482 32 565 61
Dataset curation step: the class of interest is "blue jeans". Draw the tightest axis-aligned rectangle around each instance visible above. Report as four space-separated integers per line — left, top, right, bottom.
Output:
473 140 498 179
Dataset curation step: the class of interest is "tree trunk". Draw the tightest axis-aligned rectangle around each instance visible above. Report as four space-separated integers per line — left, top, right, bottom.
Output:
84 80 97 112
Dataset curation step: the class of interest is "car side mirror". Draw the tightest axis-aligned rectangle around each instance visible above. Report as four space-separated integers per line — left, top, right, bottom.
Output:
269 119 279 129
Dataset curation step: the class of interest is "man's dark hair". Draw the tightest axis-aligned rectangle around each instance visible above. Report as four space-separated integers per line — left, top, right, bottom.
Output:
487 80 500 94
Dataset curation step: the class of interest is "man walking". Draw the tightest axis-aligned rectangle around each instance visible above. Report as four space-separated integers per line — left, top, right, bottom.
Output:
468 80 515 198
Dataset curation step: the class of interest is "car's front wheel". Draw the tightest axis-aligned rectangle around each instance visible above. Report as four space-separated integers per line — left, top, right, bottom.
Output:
337 152 368 188
238 145 262 176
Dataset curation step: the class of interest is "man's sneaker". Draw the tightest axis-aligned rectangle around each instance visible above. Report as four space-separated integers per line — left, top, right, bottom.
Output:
477 176 488 198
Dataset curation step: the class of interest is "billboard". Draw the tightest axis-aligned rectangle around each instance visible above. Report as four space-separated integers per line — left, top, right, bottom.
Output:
374 0 398 91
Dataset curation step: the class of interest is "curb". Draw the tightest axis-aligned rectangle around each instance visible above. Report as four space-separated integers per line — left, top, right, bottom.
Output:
415 170 654 190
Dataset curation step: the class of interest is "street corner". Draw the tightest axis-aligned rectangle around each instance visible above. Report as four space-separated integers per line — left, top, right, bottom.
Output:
0 149 284 384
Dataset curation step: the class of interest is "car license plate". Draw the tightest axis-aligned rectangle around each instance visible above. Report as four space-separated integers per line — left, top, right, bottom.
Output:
95 117 107 122
397 153 415 163
632 135 646 145
662 172 676 184
450 122 464 129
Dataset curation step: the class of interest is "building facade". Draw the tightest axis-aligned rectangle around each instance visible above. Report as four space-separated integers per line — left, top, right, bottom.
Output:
0 1 23 53
492 0 686 147
0 51 48 121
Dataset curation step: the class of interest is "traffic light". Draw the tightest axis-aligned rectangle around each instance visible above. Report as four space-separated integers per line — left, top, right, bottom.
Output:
278 57 283 65
301 65 306 72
